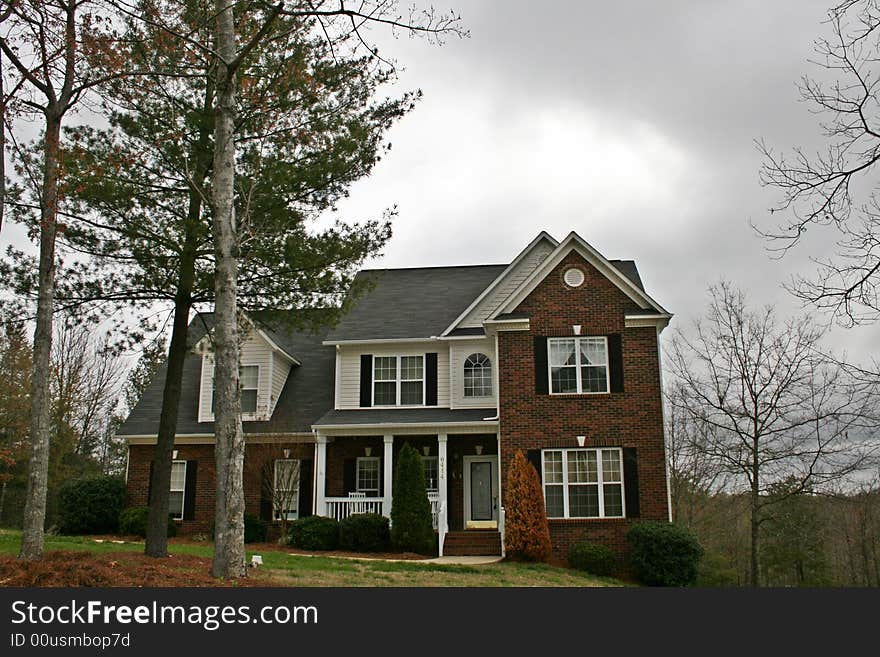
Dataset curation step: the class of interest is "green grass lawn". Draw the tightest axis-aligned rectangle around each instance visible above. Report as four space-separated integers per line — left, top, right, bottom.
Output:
0 529 625 587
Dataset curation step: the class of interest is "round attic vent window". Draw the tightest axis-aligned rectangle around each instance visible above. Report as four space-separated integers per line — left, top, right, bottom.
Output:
563 267 585 288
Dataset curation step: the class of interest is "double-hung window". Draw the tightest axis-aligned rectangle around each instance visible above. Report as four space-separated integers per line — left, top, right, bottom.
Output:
373 355 424 406
273 459 300 521
210 364 259 415
548 337 609 394
542 448 624 518
356 457 380 496
169 460 187 520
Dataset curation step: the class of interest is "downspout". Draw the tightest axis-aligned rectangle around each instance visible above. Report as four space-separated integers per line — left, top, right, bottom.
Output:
657 325 673 522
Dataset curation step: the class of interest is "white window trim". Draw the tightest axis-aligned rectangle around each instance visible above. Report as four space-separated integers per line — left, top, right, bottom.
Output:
356 456 381 495
273 458 300 521
463 353 493 398
541 447 625 519
169 460 187 520
207 363 261 421
372 355 426 408
547 336 610 395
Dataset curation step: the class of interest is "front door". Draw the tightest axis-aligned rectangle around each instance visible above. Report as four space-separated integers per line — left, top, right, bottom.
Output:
463 455 498 528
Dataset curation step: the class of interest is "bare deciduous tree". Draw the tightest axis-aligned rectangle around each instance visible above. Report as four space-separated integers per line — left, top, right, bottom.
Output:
758 0 880 326
667 282 880 586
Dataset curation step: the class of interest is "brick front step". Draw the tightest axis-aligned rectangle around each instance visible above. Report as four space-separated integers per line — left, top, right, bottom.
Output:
442 530 502 556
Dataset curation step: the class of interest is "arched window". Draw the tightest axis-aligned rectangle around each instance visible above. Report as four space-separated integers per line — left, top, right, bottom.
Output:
464 353 492 397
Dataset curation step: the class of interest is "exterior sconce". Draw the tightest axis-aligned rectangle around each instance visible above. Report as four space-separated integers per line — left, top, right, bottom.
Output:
573 325 582 335
283 448 291 458
422 446 430 456
475 445 483 455
576 436 586 447
364 447 372 457
172 450 178 459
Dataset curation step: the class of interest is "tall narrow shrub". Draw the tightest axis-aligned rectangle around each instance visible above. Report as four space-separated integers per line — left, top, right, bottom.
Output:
391 443 435 554
504 450 551 561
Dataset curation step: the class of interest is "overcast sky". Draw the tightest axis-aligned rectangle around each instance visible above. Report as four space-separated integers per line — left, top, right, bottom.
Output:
0 1 875 362
328 0 876 362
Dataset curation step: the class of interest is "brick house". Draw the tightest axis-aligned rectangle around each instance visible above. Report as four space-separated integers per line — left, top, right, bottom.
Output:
121 231 673 559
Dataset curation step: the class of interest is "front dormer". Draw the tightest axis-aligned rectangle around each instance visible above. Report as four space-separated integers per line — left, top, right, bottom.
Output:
196 325 299 423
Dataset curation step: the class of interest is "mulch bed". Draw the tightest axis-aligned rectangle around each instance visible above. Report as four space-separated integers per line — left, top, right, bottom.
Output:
0 551 268 587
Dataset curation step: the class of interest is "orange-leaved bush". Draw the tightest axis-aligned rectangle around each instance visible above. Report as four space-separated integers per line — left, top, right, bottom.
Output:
504 450 551 561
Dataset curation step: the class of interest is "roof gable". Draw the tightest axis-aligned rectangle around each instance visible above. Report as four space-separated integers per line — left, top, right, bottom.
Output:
441 232 559 335
496 231 669 317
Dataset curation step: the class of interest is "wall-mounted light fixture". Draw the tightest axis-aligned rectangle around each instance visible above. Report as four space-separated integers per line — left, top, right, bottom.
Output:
475 445 483 455
364 447 372 457
283 448 291 459
576 435 586 447
573 325 582 335
172 450 178 460
422 445 430 456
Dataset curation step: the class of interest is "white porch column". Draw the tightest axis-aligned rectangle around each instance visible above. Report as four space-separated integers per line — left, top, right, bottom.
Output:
315 433 327 517
438 433 448 518
383 435 393 517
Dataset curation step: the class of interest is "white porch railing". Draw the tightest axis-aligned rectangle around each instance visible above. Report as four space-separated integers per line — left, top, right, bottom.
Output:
428 492 440 530
323 496 386 520
322 493 442 530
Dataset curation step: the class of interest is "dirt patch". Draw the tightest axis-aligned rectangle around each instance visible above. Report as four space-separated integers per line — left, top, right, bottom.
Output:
0 551 271 587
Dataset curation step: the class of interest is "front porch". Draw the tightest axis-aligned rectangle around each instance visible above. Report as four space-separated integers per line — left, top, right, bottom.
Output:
312 431 502 556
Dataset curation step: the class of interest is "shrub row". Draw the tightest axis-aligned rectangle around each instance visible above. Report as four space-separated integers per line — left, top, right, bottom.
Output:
288 513 393 552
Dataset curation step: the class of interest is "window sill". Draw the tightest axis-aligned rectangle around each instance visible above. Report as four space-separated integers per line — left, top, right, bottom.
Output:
548 391 611 397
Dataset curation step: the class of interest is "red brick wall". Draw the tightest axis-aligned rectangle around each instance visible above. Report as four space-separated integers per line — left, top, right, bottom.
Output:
126 441 314 536
499 250 670 562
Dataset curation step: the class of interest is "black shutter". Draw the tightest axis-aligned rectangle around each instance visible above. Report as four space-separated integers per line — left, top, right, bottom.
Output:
534 336 549 395
298 460 313 518
608 333 624 393
183 460 198 521
260 465 273 521
623 448 640 518
425 353 438 406
343 458 356 494
526 450 542 483
359 354 373 407
147 461 154 504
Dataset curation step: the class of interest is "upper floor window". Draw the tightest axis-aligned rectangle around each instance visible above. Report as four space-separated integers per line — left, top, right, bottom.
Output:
211 364 259 415
374 355 424 406
542 448 624 518
548 337 608 394
463 353 492 397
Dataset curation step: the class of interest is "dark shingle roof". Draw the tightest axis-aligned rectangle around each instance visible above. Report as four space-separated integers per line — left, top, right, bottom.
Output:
325 265 507 342
117 312 334 436
609 260 644 291
313 408 497 427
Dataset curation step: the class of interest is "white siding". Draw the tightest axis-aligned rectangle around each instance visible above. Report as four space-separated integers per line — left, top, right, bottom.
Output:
197 330 281 422
336 342 450 409
449 338 497 409
459 239 555 327
271 352 293 414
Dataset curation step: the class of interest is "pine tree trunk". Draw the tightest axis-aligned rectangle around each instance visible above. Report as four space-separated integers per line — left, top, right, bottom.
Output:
19 113 62 561
145 67 215 558
144 288 193 557
211 0 246 580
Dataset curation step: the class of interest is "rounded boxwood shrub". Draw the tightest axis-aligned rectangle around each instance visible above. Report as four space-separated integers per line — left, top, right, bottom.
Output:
118 507 178 538
627 521 703 586
339 513 390 552
244 513 268 544
568 541 616 576
288 516 339 551
57 476 127 535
